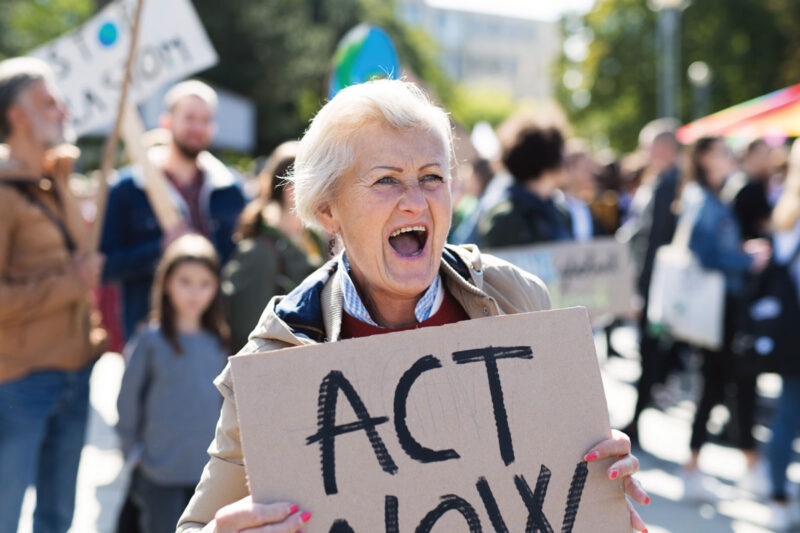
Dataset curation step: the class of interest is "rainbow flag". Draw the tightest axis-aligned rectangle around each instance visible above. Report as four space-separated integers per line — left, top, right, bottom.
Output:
677 84 800 144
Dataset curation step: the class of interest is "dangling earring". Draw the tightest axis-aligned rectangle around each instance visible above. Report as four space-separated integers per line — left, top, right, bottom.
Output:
328 236 337 257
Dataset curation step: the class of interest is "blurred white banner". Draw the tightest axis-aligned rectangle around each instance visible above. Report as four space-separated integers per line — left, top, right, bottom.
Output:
29 0 217 137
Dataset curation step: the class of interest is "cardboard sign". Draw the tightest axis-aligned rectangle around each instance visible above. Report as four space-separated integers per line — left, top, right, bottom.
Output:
29 0 217 137
489 238 636 321
230 308 631 532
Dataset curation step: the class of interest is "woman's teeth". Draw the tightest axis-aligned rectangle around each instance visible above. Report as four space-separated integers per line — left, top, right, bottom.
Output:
389 225 426 238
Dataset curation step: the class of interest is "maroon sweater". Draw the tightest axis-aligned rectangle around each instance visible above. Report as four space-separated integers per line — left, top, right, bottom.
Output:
341 288 470 339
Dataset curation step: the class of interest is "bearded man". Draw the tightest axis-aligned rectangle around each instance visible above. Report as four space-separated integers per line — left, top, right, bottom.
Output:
100 80 245 339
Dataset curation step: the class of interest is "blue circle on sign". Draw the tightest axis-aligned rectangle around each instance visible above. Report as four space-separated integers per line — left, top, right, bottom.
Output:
98 22 118 47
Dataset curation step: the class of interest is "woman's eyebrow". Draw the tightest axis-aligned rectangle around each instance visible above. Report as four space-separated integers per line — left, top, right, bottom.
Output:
366 162 442 173
369 165 403 173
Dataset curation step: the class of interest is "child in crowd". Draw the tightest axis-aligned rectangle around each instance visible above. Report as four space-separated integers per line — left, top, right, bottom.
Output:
116 234 230 533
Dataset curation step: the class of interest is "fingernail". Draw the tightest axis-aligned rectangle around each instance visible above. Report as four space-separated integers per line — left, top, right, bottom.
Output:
301 511 312 523
289 504 299 514
643 529 648 533
585 451 599 462
644 496 651 505
609 469 618 479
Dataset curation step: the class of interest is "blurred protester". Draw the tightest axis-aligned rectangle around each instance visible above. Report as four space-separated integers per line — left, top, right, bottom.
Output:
449 162 512 245
448 156 493 239
617 151 647 225
591 153 626 359
222 141 324 352
100 80 246 340
677 136 770 501
618 119 682 443
116 235 229 533
560 139 598 241
721 138 773 239
763 139 800 530
478 117 572 247
768 144 791 206
0 57 104 533
592 154 624 236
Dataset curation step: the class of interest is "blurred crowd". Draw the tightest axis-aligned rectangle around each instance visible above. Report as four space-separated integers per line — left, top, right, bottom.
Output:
448 113 798 531
3 54 800 533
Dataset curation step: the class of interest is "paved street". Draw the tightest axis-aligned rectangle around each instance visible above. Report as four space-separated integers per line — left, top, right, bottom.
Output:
15 324 799 532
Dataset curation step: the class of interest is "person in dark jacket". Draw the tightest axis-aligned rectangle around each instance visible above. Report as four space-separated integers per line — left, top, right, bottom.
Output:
222 141 324 352
618 122 682 443
721 138 773 240
478 117 572 247
100 80 246 340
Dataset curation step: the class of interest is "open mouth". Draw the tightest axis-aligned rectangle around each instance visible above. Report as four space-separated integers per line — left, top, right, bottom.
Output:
388 225 428 257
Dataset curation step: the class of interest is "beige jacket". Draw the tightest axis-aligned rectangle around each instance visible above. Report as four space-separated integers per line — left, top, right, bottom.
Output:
177 244 551 532
0 170 94 383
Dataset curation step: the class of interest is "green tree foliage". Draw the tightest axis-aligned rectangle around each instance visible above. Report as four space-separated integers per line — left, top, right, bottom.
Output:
0 0 95 58
557 0 796 152
449 86 515 129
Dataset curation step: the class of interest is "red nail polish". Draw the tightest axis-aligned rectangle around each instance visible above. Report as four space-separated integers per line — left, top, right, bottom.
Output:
644 496 650 505
610 469 618 479
643 529 648 533
289 504 299 514
585 451 599 462
301 512 312 523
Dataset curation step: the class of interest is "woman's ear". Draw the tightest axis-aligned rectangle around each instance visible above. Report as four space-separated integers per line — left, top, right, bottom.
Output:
316 201 339 235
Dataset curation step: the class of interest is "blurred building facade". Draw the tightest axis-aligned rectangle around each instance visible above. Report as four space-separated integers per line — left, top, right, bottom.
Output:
396 0 561 100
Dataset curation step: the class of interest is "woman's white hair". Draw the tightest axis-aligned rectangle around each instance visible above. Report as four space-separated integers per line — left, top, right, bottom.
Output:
289 78 453 229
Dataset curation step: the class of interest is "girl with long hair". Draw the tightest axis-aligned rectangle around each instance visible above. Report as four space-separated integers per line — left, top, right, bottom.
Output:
116 234 230 533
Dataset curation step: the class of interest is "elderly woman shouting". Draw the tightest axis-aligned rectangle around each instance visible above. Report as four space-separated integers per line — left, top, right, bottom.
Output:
177 80 648 533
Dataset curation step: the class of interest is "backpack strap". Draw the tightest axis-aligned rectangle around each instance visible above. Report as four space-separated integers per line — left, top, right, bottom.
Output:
2 178 77 253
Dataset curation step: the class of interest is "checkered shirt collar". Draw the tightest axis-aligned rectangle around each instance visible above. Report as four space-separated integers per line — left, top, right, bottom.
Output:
339 252 442 328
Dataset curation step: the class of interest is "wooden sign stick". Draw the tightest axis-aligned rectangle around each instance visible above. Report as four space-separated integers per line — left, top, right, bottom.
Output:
91 0 145 251
119 106 183 230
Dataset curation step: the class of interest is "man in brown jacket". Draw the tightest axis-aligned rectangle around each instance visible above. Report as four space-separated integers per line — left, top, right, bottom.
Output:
0 57 103 533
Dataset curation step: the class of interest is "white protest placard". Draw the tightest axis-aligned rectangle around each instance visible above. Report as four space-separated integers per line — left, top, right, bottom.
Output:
230 308 632 532
489 237 636 321
29 0 217 137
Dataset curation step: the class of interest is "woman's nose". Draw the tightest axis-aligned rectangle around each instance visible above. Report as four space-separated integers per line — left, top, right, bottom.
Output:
398 181 426 213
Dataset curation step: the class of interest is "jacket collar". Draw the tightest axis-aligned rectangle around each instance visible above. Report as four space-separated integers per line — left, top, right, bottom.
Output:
251 244 484 345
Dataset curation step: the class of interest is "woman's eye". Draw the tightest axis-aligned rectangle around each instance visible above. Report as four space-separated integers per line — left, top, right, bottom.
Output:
421 174 445 184
375 176 397 185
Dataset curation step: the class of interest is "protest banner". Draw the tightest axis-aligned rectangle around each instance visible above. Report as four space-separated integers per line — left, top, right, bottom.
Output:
230 307 631 532
29 0 217 138
489 237 636 321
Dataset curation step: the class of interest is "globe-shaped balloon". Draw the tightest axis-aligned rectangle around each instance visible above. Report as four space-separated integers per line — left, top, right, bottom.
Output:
328 24 400 100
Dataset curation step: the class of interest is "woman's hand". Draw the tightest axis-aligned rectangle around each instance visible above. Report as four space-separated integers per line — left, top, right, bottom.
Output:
585 429 649 532
213 496 311 533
